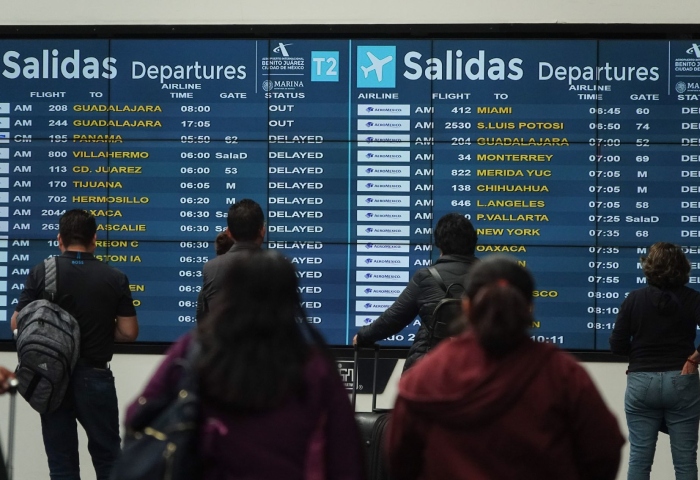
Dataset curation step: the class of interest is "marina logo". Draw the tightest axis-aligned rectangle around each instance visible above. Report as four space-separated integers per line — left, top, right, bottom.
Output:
686 44 700 58
357 46 396 88
273 43 292 57
676 81 687 93
262 79 304 91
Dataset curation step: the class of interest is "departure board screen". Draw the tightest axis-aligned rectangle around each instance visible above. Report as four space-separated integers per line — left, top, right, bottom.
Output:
0 38 699 349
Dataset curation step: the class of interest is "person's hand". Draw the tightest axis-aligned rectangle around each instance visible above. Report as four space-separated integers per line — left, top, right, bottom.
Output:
352 334 358 346
0 366 16 394
682 359 699 375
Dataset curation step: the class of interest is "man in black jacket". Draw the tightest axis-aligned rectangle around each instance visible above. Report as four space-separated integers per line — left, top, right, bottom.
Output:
354 213 478 371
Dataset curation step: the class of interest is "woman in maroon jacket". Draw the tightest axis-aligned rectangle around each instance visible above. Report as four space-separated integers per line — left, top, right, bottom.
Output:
126 250 365 480
386 256 625 480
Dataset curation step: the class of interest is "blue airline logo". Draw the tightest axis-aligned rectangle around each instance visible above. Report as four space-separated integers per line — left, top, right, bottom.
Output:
357 46 396 88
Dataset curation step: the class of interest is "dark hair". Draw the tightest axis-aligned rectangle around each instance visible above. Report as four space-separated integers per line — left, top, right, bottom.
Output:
227 199 265 242
641 242 690 290
464 255 534 358
214 231 234 256
197 250 325 411
434 213 478 256
59 209 97 248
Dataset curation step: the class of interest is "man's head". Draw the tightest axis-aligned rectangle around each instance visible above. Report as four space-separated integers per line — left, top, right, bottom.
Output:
58 209 97 251
227 199 265 244
434 213 477 256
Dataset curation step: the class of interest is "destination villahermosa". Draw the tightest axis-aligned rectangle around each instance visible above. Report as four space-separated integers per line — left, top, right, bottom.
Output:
73 151 149 158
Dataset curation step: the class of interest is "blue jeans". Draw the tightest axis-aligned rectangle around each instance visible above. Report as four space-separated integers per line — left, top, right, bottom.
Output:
625 371 700 480
40 365 121 480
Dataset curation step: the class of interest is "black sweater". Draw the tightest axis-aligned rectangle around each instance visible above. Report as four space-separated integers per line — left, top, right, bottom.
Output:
610 285 700 372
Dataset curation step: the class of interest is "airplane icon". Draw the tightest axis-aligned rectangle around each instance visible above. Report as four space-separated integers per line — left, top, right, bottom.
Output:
361 52 393 82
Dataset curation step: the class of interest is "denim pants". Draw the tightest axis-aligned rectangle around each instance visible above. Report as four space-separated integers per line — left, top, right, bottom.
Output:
625 371 700 480
40 364 121 480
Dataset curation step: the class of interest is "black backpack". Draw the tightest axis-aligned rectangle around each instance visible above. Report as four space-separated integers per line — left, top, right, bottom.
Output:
15 257 81 414
425 266 465 351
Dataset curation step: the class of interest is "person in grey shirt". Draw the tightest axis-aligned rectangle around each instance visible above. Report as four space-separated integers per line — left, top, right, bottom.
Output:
196 199 265 321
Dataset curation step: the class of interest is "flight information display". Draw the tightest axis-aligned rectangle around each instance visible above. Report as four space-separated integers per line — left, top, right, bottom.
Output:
0 38 699 349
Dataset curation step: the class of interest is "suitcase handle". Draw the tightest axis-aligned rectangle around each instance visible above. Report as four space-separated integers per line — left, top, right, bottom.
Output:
351 344 380 412
0 379 18 480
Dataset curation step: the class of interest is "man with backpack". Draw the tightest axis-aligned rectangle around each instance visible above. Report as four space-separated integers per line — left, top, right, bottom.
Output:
354 213 479 372
11 209 139 480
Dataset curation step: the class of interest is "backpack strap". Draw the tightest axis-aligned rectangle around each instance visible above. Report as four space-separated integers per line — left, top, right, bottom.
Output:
43 257 59 303
427 266 448 293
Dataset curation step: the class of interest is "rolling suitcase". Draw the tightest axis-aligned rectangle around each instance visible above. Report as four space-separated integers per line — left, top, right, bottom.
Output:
0 378 19 480
352 345 392 480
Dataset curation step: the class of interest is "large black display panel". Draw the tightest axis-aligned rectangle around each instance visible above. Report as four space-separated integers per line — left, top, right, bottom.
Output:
0 38 699 349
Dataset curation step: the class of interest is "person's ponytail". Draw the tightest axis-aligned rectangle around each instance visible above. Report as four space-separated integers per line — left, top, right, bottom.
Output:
469 283 533 357
463 255 536 358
